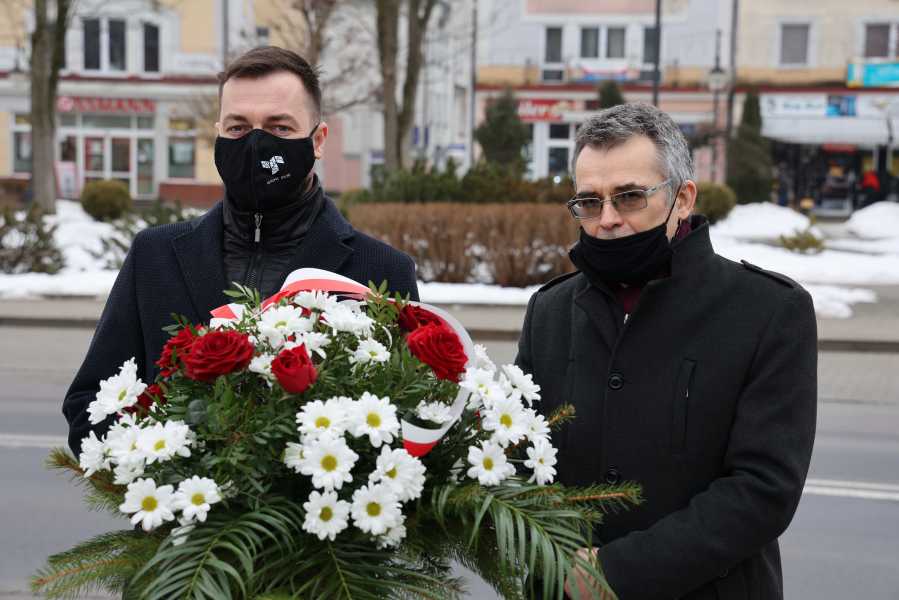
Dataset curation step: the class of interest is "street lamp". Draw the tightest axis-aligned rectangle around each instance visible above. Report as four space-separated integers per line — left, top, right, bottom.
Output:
707 30 728 183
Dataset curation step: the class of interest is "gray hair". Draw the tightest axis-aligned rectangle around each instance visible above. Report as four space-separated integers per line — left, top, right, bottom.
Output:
572 103 694 203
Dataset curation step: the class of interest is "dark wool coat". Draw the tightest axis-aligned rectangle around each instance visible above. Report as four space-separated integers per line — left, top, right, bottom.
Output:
516 216 817 600
64 198 418 455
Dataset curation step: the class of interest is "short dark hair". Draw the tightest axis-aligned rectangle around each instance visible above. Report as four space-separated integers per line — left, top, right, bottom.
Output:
217 46 322 118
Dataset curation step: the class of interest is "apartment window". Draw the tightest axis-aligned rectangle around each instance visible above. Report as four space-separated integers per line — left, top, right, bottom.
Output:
864 23 891 58
607 27 626 59
643 26 658 64
144 23 160 72
581 27 599 59
545 27 563 63
83 19 101 70
549 124 570 140
168 139 195 178
108 19 126 70
780 24 810 65
13 132 32 173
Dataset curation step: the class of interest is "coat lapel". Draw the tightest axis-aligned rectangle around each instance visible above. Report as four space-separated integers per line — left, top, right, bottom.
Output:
171 203 229 323
573 282 620 354
284 198 354 276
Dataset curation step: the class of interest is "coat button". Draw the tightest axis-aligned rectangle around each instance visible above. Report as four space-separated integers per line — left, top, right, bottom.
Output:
605 467 621 484
719 568 730 578
608 373 624 390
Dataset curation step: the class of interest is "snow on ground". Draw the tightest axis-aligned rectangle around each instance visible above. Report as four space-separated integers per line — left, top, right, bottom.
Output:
846 202 899 240
2 200 899 319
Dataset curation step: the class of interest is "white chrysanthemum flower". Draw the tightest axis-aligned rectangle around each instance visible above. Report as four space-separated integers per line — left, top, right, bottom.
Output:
173 476 222 523
377 523 407 549
500 365 541 406
524 438 558 485
292 290 340 313
368 446 427 502
459 368 497 399
113 461 145 485
481 396 528 447
119 478 175 532
348 392 400 448
299 434 359 490
136 421 192 464
472 344 496 373
302 490 350 541
284 441 304 472
257 305 315 349
296 398 348 439
79 431 111 477
248 353 275 380
466 441 515 486
351 483 402 535
88 358 147 424
523 408 551 443
322 304 374 337
415 401 453 425
286 332 331 359
349 338 390 366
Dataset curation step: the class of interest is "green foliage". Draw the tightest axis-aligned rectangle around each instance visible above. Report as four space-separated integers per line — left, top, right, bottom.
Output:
726 89 773 204
694 182 737 224
474 87 531 172
597 81 626 109
81 180 132 221
0 204 65 274
778 228 825 254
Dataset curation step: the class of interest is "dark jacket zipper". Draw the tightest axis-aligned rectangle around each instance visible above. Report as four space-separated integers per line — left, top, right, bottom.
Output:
245 141 265 292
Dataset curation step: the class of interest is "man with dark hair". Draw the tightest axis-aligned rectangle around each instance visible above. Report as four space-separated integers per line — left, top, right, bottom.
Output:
516 103 816 599
64 46 418 454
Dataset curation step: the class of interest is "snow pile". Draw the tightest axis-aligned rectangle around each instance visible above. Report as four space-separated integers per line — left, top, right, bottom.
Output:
711 203 821 241
846 202 899 240
418 282 539 306
43 200 122 271
802 285 877 320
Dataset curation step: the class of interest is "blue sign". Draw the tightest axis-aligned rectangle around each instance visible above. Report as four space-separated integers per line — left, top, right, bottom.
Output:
826 95 856 116
847 62 899 88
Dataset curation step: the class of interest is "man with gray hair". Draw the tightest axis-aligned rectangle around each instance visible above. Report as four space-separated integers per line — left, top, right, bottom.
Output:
516 103 816 599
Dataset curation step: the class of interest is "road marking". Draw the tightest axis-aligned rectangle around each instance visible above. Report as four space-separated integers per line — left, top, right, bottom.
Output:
804 478 899 502
0 433 66 449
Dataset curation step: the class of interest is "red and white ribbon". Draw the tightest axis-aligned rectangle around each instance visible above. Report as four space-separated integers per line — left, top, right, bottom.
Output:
210 268 473 457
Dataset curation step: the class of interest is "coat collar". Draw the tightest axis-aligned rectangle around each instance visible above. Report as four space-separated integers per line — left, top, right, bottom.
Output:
172 196 355 323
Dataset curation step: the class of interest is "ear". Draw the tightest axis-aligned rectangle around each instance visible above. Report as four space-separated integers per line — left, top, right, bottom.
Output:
675 180 697 221
214 120 222 137
313 121 328 159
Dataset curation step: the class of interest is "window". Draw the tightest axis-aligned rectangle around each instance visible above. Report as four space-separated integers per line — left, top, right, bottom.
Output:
607 27 626 59
82 114 131 129
137 116 155 129
13 132 32 173
864 23 891 58
109 19 126 70
643 26 658 64
581 27 599 58
144 23 160 72
549 124 570 140
83 18 101 70
548 147 570 176
545 27 562 63
780 24 810 65
168 139 195 178
256 26 270 46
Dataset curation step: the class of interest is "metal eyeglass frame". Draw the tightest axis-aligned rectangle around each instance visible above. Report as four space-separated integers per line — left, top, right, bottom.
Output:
566 179 672 220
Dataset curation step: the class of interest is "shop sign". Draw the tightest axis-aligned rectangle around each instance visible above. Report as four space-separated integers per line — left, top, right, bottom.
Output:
847 61 899 88
517 99 581 122
56 96 156 114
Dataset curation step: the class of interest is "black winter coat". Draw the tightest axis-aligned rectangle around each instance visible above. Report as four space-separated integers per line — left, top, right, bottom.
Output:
516 217 817 600
64 197 418 455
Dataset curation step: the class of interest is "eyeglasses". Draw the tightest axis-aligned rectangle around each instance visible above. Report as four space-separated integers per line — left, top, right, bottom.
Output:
566 179 672 220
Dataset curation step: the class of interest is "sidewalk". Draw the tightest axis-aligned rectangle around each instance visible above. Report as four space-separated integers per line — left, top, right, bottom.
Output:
1 288 899 352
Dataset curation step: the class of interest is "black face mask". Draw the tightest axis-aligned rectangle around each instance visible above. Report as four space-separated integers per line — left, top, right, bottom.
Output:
570 196 679 286
214 125 318 213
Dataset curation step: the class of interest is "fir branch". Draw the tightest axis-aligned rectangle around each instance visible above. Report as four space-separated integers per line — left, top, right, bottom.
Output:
546 403 576 430
46 448 125 513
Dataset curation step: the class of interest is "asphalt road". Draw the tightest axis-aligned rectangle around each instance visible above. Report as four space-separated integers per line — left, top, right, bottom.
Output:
1 327 897 599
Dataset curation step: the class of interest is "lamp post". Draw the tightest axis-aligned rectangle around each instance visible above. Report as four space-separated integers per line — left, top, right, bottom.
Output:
707 30 728 183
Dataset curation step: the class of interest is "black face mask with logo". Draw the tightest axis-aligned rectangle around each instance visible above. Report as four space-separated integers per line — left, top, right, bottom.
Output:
214 125 319 214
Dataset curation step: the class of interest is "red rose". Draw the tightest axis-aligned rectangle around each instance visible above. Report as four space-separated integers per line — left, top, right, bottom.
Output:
406 323 467 382
155 327 199 377
125 384 166 416
271 344 318 394
182 330 254 382
397 304 445 332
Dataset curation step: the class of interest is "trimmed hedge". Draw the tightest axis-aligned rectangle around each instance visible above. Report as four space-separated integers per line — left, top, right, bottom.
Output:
695 182 737 224
81 180 132 221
